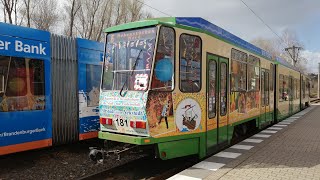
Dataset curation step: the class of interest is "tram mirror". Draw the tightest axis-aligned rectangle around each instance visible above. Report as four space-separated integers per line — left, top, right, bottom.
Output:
154 58 173 82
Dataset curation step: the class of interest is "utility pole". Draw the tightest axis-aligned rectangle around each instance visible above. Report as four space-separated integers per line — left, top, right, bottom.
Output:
285 45 303 67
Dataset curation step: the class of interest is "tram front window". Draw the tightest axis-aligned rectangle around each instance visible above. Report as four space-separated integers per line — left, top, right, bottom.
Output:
102 27 157 91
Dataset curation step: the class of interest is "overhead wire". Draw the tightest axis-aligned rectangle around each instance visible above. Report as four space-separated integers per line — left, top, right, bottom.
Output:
135 0 292 54
134 0 173 17
239 0 289 49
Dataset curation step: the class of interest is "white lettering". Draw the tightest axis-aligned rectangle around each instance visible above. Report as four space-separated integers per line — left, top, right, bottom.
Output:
14 40 46 55
0 40 4 50
31 45 38 54
39 43 46 55
5 41 11 50
0 40 11 50
24 44 31 53
0 127 46 138
15 40 23 52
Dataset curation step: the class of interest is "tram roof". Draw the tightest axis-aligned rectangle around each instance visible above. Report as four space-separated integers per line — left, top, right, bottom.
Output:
104 17 299 72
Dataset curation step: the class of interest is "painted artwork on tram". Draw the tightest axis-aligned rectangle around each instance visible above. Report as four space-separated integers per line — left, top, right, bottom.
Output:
0 57 45 112
230 91 260 122
147 92 174 136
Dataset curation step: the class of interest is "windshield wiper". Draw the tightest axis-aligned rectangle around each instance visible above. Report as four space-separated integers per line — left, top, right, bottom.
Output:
119 49 142 97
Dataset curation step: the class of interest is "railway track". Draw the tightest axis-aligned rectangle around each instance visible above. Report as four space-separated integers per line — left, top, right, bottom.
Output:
80 155 198 180
80 129 260 180
81 100 319 180
310 98 320 104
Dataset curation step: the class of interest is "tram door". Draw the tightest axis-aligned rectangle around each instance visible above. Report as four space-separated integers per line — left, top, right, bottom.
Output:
260 69 270 124
206 54 229 154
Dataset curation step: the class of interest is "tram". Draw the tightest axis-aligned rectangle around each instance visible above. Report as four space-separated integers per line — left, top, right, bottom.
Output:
95 17 310 160
0 22 103 155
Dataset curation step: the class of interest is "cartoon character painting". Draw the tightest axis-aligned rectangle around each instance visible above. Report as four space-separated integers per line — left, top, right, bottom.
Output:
158 95 172 129
182 104 198 130
176 98 201 132
147 92 174 136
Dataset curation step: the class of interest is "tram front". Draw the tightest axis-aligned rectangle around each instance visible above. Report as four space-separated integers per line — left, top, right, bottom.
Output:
100 24 175 140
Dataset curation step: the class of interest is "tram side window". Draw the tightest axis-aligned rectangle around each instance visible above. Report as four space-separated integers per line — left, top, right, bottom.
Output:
292 78 296 100
0 56 45 112
279 74 284 102
151 26 175 91
0 74 4 94
247 55 260 91
270 64 274 91
29 59 45 96
302 80 306 98
208 60 216 118
295 79 299 100
293 79 296 100
308 81 311 97
0 57 7 95
231 49 247 91
5 57 27 97
265 71 269 105
220 63 228 116
86 64 102 106
284 75 289 101
179 34 202 92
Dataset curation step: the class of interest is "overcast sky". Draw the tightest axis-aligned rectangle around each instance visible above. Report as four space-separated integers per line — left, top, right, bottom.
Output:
144 0 320 73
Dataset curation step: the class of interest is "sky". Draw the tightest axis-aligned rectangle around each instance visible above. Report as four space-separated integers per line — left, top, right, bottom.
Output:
144 0 320 73
1 0 319 72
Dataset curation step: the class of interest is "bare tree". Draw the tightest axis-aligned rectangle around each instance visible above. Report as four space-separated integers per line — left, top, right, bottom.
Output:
75 0 101 39
2 4 6 22
113 0 127 25
251 28 307 72
251 37 280 58
93 0 113 41
64 0 81 36
73 0 150 40
1 0 18 24
144 11 153 19
128 0 144 22
279 29 304 66
31 0 59 31
20 0 32 27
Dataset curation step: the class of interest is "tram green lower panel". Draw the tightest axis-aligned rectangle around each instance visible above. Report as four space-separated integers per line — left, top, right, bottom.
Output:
218 125 228 143
157 138 199 160
206 129 217 150
99 131 150 145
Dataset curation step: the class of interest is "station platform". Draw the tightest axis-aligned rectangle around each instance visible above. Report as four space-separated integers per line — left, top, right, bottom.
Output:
168 105 320 180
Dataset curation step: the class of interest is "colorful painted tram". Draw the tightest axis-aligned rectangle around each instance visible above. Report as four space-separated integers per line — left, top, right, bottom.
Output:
97 17 310 160
0 23 103 155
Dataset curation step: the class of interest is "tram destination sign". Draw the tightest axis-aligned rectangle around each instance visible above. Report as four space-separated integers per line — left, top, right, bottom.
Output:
0 34 49 59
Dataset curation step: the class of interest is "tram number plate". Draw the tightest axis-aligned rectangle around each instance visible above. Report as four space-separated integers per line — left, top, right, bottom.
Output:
115 118 129 127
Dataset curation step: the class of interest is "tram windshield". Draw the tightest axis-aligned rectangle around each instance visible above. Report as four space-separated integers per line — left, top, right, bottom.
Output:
102 27 157 91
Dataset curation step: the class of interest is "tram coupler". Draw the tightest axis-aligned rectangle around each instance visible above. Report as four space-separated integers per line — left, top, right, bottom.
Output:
104 144 139 161
89 147 106 164
89 143 139 163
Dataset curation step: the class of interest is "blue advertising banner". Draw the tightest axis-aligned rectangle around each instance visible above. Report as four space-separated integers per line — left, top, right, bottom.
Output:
0 34 49 59
0 23 52 154
77 38 103 139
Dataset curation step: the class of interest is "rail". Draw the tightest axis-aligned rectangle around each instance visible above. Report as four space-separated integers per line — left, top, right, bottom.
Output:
310 98 320 104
